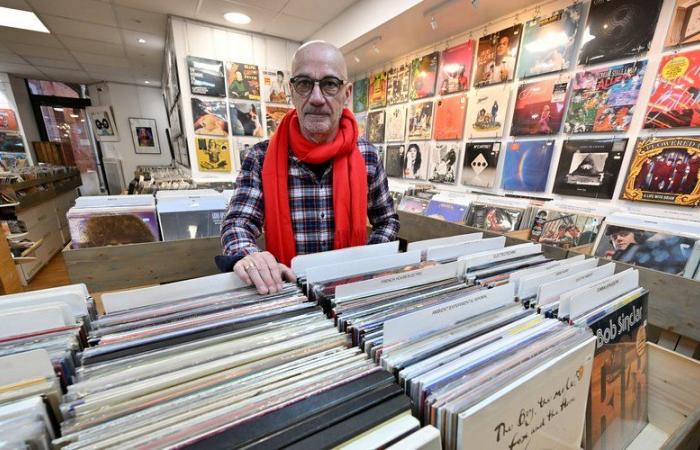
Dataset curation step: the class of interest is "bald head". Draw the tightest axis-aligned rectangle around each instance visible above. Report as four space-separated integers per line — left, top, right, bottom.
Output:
291 40 348 79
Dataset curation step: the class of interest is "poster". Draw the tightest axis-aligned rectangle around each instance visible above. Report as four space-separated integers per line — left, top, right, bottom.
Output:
666 0 700 47
385 106 406 142
192 98 228 136
428 142 460 184
474 24 523 87
466 86 511 138
518 4 583 79
564 61 647 134
187 56 225 97
462 142 501 189
511 77 569 136
501 140 555 192
644 50 700 129
578 0 663 65
129 118 160 154
226 62 260 100
261 69 291 104
353 78 369 113
86 106 119 142
385 144 405 178
366 110 385 143
195 137 232 172
265 105 293 137
387 64 410 104
622 137 700 206
407 101 434 140
368 71 388 109
409 52 439 100
0 109 18 131
553 139 627 199
437 40 474 95
402 142 430 180
433 94 467 140
229 100 264 137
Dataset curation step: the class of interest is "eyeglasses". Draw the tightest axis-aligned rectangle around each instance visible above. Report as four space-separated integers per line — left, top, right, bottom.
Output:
290 76 346 97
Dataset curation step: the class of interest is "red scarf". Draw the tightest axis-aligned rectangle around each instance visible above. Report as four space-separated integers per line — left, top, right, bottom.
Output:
262 108 368 266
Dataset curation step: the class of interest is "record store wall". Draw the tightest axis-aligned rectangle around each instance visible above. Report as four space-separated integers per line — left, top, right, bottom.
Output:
167 17 300 182
351 0 700 221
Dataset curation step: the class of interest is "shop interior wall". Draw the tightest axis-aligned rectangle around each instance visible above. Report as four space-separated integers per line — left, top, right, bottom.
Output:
0 72 34 165
8 75 41 158
352 0 700 221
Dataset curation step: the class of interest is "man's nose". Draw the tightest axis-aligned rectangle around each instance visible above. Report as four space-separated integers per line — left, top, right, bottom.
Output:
308 83 325 105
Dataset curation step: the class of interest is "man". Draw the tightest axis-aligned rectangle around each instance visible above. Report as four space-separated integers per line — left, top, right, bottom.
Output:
269 70 291 103
219 41 400 294
482 35 515 84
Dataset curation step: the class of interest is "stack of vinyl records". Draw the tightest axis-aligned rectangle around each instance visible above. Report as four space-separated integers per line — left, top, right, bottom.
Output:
464 195 536 233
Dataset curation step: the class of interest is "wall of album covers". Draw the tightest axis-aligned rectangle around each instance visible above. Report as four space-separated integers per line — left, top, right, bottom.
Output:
165 16 299 182
351 0 700 218
0 73 33 169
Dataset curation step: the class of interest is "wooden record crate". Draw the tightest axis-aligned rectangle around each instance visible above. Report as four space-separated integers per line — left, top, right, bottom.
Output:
32 141 64 166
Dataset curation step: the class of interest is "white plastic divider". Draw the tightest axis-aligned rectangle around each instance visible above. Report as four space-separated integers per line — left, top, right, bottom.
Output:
407 233 482 252
458 243 542 275
559 269 639 318
291 241 400 278
306 251 422 285
0 303 75 339
516 257 597 300
0 349 55 386
426 236 506 263
538 263 616 306
0 284 89 317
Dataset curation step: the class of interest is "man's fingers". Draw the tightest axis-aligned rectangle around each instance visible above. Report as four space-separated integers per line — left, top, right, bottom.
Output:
234 263 252 285
262 252 284 289
250 253 278 294
279 264 297 283
246 266 269 295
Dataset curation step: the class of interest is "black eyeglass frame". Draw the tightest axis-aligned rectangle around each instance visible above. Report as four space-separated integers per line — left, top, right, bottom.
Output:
289 76 347 97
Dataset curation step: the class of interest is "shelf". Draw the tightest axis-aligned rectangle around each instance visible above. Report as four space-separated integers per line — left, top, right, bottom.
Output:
12 256 38 264
5 171 79 191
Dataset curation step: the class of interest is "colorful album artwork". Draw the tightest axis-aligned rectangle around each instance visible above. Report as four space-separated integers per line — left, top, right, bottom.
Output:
368 71 388 109
187 56 225 97
462 142 501 189
428 142 461 184
191 98 228 136
387 64 410 105
409 52 439 100
644 50 700 129
398 196 431 214
501 140 555 192
666 1 700 47
530 209 602 249
511 77 569 136
265 105 293 137
366 110 385 143
518 4 584 79
385 144 405 178
261 69 291 104
622 137 700 206
437 40 474 95
0 151 28 170
466 86 511 138
433 95 467 140
353 78 369 113
564 61 647 134
465 204 523 232
578 0 663 65
0 132 24 153
385 106 406 142
0 109 18 131
553 139 628 199
195 137 232 172
226 62 260 100
356 112 367 140
424 200 469 223
402 142 430 180
407 101 434 141
474 24 523 87
228 101 264 137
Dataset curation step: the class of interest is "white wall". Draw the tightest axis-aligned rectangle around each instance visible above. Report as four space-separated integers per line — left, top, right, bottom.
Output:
0 73 34 165
88 82 173 185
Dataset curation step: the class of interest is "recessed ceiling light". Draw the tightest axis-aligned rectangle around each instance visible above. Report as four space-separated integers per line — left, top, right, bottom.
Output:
0 7 50 33
137 38 146 44
144 80 151 84
224 12 251 25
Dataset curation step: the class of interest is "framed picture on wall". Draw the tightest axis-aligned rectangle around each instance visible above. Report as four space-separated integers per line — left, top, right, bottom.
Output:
86 106 119 142
129 118 161 154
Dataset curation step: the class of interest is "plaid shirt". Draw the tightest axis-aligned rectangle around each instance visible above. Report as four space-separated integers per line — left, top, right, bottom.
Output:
221 137 399 264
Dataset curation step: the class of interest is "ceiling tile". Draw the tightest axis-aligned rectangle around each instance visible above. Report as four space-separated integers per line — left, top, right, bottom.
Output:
82 63 135 76
41 15 122 44
0 0 31 10
264 13 319 41
24 56 82 69
111 0 196 17
27 0 118 27
196 0 272 34
39 67 93 83
113 5 167 35
5 42 75 60
86 72 135 84
281 0 356 22
0 27 64 48
121 29 164 52
0 52 29 64
0 62 44 76
221 0 287 13
58 36 126 57
72 52 131 68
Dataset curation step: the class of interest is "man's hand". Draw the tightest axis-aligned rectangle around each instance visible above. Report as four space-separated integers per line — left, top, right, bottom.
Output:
233 251 296 295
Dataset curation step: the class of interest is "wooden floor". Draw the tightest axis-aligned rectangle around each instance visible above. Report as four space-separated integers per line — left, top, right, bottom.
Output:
25 253 71 292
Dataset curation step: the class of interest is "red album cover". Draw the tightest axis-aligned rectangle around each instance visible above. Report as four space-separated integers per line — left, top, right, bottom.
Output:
433 95 467 140
644 49 700 129
437 41 475 95
511 77 569 136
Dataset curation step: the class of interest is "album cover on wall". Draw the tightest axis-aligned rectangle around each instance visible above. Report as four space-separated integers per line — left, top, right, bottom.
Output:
564 61 647 134
511 77 569 136
578 0 663 65
375 144 385 164
462 142 501 188
368 72 388 109
407 101 434 140
226 62 260 100
353 78 369 113
433 94 467 140
236 137 259 166
402 142 430 180
553 139 627 199
644 50 700 129
437 40 474 95
409 52 439 100
622 137 700 206
187 56 225 97
385 144 405 177
666 0 700 47
261 69 291 104
428 142 460 184
466 86 510 138
229 100 264 137
192 98 228 136
518 4 584 79
356 112 367 139
474 24 523 87
0 109 18 131
387 64 410 104
265 105 293 136
385 106 406 142
501 140 555 192
366 110 385 143
195 137 232 172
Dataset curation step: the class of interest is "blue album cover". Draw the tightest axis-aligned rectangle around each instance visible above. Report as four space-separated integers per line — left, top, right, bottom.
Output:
501 140 555 192
424 200 469 223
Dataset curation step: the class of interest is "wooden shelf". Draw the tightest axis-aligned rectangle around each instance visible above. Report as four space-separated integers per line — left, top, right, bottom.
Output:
12 256 38 264
5 171 79 191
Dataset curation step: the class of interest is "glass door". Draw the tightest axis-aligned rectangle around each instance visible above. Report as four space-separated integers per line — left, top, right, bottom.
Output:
39 106 97 172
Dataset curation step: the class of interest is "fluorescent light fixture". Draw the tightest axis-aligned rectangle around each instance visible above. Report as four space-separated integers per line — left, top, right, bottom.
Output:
137 38 146 43
224 12 251 25
144 80 151 84
0 7 50 33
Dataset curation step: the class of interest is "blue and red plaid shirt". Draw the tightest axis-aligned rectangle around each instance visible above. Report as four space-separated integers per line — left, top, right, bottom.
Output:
220 137 399 265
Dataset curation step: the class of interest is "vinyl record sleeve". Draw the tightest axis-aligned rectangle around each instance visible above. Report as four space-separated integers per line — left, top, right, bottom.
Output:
353 78 369 113
191 98 228 137
666 0 700 47
433 95 467 140
424 201 468 223
265 105 293 137
501 140 555 193
409 52 439 100
407 101 435 140
195 137 232 173
428 143 460 184
553 139 627 199
226 62 260 100
402 142 431 180
387 64 410 105
366 110 386 143
644 50 700 129
398 196 431 214
466 86 510 138
511 77 569 136
369 72 388 109
385 145 406 178
462 142 501 188
187 56 225 97
385 106 406 142
260 69 291 104
437 41 475 95
228 101 264 137
529 208 602 249
355 112 367 140
474 24 523 87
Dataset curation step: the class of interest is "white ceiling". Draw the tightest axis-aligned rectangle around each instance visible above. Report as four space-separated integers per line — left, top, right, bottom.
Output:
0 0 359 87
